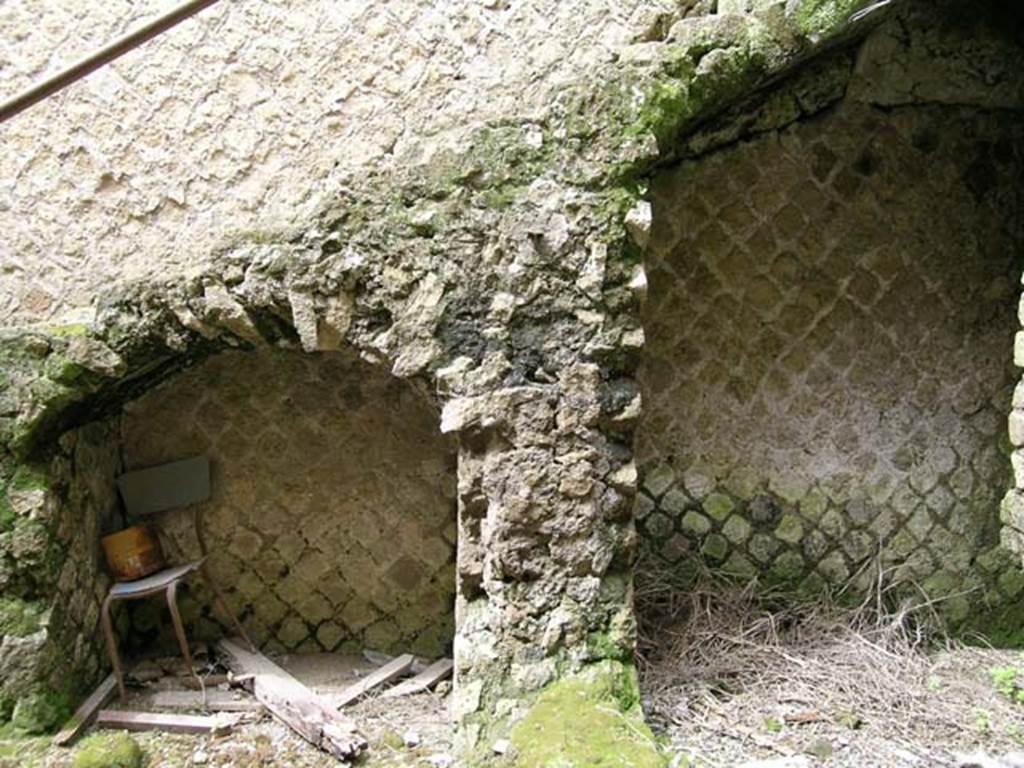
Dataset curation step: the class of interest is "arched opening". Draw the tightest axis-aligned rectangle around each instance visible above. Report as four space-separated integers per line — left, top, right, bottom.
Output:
631 0 1024 761
115 347 457 657
42 343 458 754
635 0 1024 636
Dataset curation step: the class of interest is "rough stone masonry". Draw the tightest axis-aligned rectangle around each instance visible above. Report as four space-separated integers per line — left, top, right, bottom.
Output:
0 0 1022 763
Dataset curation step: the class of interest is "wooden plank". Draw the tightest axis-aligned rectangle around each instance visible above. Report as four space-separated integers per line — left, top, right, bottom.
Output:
333 654 415 708
181 674 230 689
382 658 454 699
96 709 234 735
151 689 264 712
53 673 118 747
218 638 365 761
363 649 427 674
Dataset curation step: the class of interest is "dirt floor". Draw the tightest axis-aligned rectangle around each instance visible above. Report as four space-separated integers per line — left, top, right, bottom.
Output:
637 567 1024 768
2 651 454 768
4 579 1024 768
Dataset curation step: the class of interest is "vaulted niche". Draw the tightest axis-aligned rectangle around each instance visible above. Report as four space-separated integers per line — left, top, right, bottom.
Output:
115 348 457 656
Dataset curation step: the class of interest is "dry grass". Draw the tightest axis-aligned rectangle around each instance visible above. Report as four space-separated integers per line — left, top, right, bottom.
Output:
635 559 1024 766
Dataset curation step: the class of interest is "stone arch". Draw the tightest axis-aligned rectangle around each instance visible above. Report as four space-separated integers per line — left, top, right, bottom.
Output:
0 0 921 756
0 266 464 726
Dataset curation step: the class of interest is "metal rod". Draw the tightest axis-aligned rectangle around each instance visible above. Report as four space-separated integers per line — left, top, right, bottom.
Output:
0 0 223 124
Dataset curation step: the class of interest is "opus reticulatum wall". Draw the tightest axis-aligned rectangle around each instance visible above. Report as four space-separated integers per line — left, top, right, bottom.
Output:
1 0 1021 762
637 0 1024 636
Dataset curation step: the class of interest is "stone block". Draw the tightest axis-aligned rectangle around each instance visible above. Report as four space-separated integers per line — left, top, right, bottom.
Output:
816 551 849 583
680 510 712 536
700 534 729 562
644 511 674 539
1011 410 1024 447
316 621 346 651
340 597 379 632
1000 490 1024 530
722 515 751 544
1013 451 1024 489
660 534 691 563
277 615 310 649
642 465 677 498
661 488 690 515
702 493 735 521
774 514 804 545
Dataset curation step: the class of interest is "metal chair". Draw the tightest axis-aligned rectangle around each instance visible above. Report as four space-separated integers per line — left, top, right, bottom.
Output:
101 455 254 699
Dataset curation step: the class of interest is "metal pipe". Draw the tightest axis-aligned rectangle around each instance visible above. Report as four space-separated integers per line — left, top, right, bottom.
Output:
0 0 223 124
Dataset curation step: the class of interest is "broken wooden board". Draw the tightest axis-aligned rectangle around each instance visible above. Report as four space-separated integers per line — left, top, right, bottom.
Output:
96 709 236 735
151 689 264 713
333 653 415 708
363 649 427 674
53 673 118 747
382 658 453 699
219 638 366 761
181 673 230 689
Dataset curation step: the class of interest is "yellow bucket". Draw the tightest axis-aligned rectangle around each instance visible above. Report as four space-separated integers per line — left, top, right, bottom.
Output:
101 523 166 582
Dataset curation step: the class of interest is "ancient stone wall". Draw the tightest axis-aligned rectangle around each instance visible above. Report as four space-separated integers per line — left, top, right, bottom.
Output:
638 3 1024 633
120 348 457 657
0 0 674 324
0 0 921 756
0 418 119 728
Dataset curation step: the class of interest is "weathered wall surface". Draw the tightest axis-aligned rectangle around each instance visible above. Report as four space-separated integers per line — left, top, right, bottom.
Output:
121 348 457 657
0 419 119 729
638 3 1024 632
0 0 921 756
0 0 673 324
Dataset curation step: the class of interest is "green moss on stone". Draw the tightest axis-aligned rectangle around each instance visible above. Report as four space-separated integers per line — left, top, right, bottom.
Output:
0 597 43 637
43 354 87 385
9 465 48 493
797 0 872 37
0 494 15 533
73 732 144 768
10 689 74 735
510 660 665 768
587 631 632 663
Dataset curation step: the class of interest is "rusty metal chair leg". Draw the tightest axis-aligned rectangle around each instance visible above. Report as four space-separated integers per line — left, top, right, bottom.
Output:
166 580 200 688
199 564 255 651
100 594 127 700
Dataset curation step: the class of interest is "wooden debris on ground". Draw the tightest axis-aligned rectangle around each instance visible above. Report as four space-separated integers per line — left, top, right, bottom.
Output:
333 653 415 708
52 673 119 747
181 673 230 689
362 648 428 675
383 658 453 699
151 689 264 713
95 709 238 735
219 638 367 761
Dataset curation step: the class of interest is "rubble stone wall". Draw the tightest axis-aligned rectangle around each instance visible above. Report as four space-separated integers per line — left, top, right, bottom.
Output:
638 3 1024 633
121 348 457 657
0 418 120 727
0 0 926 756
0 0 675 324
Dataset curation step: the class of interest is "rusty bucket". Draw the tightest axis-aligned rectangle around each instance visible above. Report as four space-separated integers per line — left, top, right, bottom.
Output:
101 523 166 582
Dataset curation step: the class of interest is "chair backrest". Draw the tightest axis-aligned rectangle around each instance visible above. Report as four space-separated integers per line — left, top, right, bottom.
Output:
117 456 210 516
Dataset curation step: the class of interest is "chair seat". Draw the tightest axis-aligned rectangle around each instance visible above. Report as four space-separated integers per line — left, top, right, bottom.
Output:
109 560 204 598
